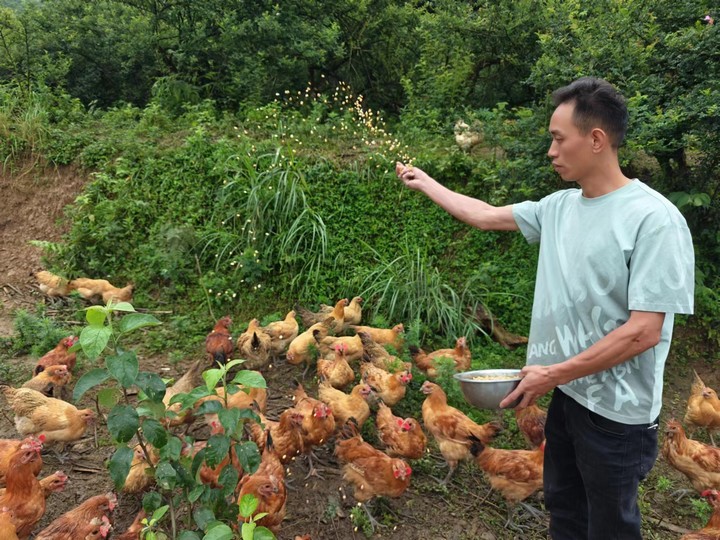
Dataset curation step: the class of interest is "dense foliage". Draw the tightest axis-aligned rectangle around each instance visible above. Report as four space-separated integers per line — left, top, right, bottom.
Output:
0 0 717 344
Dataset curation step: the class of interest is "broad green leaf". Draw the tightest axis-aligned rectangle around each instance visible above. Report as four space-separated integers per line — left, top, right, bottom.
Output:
150 505 170 523
238 493 259 518
73 368 110 402
108 445 133 489
146 532 157 540
203 523 234 540
203 369 224 392
188 484 205 504
86 305 108 327
142 491 163 513
154 461 177 490
218 464 239 498
235 441 261 475
231 371 267 389
217 407 242 435
159 436 183 461
112 301 136 312
136 372 167 403
191 447 206 479
107 350 139 387
79 325 112 360
98 387 121 408
241 521 255 540
141 418 168 448
178 533 202 540
169 386 212 410
195 399 223 415
192 507 215 531
119 313 161 334
204 434 230 468
107 405 139 443
225 359 245 371
136 400 166 420
253 526 276 540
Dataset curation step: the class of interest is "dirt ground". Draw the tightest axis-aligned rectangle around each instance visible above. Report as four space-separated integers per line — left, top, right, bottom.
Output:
0 164 717 539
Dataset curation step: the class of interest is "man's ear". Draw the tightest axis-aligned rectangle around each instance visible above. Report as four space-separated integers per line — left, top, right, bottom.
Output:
591 128 608 153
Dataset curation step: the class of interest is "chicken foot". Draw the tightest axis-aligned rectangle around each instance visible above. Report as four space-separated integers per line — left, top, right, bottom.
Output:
357 501 386 533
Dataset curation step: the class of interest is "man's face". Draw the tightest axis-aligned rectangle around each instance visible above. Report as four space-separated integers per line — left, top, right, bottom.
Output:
547 102 595 182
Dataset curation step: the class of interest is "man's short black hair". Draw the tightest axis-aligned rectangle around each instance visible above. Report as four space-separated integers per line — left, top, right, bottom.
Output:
552 77 628 148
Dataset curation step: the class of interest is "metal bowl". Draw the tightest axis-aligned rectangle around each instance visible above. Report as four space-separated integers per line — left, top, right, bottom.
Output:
453 369 522 409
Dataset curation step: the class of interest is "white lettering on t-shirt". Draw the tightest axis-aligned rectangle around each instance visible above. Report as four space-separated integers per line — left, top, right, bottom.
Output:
614 379 639 410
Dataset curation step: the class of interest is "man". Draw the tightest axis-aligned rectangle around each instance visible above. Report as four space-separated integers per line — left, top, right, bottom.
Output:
396 76 694 539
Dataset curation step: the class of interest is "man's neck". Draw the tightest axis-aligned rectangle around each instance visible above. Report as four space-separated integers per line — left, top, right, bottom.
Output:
577 161 631 198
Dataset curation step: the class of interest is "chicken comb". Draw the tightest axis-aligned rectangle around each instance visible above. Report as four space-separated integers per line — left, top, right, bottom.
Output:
21 436 43 453
55 470 69 482
396 418 404 427
106 492 118 511
100 515 112 536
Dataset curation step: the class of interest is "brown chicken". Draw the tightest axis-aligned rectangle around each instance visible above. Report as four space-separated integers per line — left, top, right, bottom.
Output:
1 470 68 500
247 408 306 464
237 431 287 533
0 436 44 487
350 323 405 351
69 277 134 304
470 436 545 527
515 403 547 448
114 509 146 540
261 310 299 358
0 509 18 540
80 516 113 540
410 337 471 378
34 492 116 540
316 343 355 390
685 371 720 446
316 333 363 363
236 319 272 371
662 419 720 493
358 332 410 373
293 383 336 449
122 444 157 494
360 362 411 406
1 386 95 444
292 383 336 477
286 319 332 375
22 365 72 397
205 316 234 365
0 437 45 539
318 381 373 427
344 296 364 325
681 489 720 539
162 358 205 427
297 298 348 332
34 271 72 297
335 421 412 531
421 381 502 484
376 402 427 460
33 336 78 376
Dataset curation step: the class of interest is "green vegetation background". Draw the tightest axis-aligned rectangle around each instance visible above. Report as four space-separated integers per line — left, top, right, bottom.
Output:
1 0 718 354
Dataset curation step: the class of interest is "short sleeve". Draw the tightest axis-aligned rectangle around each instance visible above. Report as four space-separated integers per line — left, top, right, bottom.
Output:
512 200 542 244
628 223 695 314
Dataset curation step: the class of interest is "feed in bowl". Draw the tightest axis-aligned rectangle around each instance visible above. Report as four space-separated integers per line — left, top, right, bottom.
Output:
454 369 522 409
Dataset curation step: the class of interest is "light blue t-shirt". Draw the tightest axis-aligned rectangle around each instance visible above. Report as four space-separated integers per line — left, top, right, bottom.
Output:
512 179 695 424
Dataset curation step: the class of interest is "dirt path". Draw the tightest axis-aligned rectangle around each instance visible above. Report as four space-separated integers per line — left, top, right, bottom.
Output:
0 163 87 335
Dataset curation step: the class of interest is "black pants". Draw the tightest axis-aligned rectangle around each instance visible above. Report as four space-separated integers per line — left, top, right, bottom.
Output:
544 388 659 540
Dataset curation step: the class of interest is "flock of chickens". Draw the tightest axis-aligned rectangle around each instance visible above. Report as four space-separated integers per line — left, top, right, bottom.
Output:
2 281 720 539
